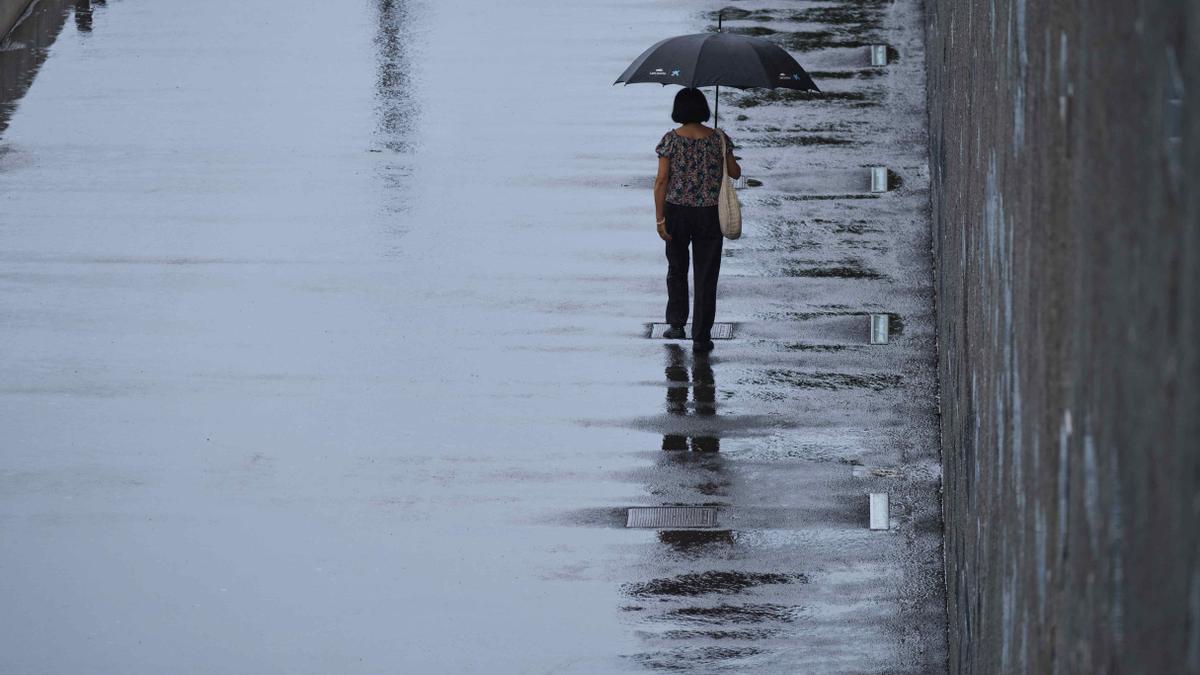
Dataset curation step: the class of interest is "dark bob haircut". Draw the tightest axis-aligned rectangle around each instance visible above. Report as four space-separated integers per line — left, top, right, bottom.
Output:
671 88 711 124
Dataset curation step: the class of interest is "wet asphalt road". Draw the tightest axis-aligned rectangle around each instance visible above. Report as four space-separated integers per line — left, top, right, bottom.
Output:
0 0 946 672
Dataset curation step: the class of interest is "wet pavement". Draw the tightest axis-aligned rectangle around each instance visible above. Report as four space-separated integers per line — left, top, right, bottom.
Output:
0 0 946 672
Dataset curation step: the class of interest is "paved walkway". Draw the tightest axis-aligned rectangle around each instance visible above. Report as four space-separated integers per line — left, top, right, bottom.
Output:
0 0 945 672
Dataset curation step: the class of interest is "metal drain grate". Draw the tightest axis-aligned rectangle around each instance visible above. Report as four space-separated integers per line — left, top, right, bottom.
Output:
626 506 718 529
649 323 734 340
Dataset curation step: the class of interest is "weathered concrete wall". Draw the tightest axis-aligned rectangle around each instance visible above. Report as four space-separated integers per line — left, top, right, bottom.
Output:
924 0 1199 672
0 0 35 41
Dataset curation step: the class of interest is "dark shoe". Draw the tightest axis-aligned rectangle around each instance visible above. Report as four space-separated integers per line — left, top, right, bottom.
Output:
663 325 686 340
692 339 715 353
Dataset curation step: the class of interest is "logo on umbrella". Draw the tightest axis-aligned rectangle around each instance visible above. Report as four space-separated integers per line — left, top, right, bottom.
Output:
649 67 667 77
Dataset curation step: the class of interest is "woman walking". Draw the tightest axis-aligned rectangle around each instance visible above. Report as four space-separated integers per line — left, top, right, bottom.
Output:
653 88 741 352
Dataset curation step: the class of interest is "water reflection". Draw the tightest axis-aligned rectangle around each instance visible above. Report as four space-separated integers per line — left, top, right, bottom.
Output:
73 0 105 33
661 344 720 453
371 0 418 232
373 0 417 152
656 528 736 551
0 0 71 136
619 347 813 670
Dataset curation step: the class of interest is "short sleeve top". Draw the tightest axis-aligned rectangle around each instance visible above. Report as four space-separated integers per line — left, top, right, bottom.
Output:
655 129 734 208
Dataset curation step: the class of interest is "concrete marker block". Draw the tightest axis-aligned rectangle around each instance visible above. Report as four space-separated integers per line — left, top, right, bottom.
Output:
870 45 888 66
870 167 888 192
869 313 890 344
869 493 889 530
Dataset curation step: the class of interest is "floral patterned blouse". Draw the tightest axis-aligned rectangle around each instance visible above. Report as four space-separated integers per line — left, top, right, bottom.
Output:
655 129 734 207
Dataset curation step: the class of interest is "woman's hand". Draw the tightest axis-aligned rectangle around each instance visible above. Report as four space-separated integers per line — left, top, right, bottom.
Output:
653 157 671 241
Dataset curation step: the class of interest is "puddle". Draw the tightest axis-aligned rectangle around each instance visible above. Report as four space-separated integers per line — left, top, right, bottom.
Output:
793 5 886 30
852 465 905 479
751 134 855 147
832 221 883 234
658 603 802 625
657 530 736 552
624 571 805 598
717 25 778 38
782 194 880 201
774 30 881 52
739 220 825 249
756 308 863 321
781 343 853 352
694 479 730 495
708 4 887 44
781 259 884 279
629 646 764 671
807 69 886 80
655 628 783 641
755 370 903 391
708 8 775 22
730 89 876 108
839 239 889 252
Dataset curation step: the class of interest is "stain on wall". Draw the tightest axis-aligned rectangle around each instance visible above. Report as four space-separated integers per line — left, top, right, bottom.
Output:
924 0 1199 671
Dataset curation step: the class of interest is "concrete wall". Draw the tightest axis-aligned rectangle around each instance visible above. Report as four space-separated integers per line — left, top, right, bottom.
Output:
924 0 1199 672
1 0 35 41
1 0 69 137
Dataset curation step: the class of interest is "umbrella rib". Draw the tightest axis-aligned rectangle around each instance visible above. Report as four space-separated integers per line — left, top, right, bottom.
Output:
688 33 712 88
753 39 777 88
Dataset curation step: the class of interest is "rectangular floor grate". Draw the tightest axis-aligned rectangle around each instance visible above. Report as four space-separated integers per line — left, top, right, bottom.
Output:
626 506 718 529
648 323 734 340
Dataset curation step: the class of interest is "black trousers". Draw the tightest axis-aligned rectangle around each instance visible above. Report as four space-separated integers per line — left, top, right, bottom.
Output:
664 202 723 342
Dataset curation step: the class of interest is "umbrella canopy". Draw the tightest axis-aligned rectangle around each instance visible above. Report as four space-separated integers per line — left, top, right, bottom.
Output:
613 32 818 92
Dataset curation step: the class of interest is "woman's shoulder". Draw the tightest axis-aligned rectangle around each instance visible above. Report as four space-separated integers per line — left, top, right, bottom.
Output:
655 130 676 157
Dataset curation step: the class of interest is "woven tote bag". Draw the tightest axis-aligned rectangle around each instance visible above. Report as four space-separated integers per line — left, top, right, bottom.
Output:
717 130 742 239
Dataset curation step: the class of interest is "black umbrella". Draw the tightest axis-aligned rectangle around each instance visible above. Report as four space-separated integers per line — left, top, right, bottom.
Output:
613 19 818 126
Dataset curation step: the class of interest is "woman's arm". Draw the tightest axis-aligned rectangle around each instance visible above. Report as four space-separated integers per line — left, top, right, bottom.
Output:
653 156 671 241
725 141 742 180
726 152 742 180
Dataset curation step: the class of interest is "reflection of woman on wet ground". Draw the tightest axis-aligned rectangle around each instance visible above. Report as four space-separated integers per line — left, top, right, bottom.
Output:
653 87 741 353
662 344 720 452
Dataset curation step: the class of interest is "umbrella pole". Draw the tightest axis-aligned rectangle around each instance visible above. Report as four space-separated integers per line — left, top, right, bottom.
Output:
715 11 721 129
714 85 719 129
